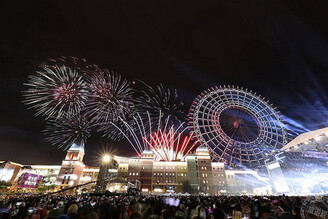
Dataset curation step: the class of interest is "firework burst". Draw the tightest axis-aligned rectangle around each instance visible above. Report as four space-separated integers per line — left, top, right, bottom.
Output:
113 112 198 161
23 66 88 118
40 56 100 74
144 127 198 161
84 69 134 139
134 82 185 131
43 114 91 150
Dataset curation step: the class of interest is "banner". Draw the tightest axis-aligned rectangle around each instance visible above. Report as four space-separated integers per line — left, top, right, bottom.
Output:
18 173 42 189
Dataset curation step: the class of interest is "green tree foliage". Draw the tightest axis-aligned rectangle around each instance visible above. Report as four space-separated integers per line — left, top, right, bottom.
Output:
36 178 56 194
0 181 12 191
81 188 88 193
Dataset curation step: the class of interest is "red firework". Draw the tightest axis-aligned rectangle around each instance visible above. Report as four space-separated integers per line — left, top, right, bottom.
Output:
144 127 199 161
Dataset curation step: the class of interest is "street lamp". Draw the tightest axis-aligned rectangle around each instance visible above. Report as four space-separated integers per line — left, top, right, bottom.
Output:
96 154 113 193
103 154 111 163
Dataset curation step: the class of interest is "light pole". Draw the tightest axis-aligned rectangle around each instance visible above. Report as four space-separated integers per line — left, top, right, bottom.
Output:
96 154 112 193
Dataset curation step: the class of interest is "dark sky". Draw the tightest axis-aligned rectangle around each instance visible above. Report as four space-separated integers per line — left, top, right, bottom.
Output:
1 1 328 166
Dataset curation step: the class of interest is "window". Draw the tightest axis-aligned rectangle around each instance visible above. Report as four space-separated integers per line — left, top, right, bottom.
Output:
61 176 66 184
66 176 70 184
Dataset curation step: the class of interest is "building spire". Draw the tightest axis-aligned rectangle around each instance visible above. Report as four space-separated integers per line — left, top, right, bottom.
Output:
68 138 85 154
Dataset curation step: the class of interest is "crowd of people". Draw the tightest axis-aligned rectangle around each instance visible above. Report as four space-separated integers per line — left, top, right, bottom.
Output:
0 194 307 219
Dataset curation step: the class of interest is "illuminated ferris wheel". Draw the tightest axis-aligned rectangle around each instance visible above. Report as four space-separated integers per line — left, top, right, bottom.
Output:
188 85 287 168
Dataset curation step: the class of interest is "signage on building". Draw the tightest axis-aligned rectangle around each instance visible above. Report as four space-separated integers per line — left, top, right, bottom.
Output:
301 196 328 219
18 173 43 189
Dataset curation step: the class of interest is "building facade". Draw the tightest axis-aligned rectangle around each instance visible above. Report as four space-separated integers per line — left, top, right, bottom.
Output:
3 145 269 195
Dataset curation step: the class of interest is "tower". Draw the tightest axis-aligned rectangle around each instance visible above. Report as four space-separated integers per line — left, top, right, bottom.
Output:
56 139 85 194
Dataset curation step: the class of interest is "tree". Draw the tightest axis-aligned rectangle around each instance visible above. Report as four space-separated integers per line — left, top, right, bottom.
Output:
0 181 12 192
182 180 193 193
36 178 56 194
81 188 88 193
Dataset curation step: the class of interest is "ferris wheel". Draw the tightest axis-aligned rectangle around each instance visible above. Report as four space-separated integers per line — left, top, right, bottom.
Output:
188 85 287 168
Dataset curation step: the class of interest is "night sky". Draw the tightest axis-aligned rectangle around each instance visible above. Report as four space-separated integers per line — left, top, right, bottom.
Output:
1 1 328 166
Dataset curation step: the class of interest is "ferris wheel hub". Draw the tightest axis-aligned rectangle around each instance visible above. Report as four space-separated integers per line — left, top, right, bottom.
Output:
233 119 244 129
